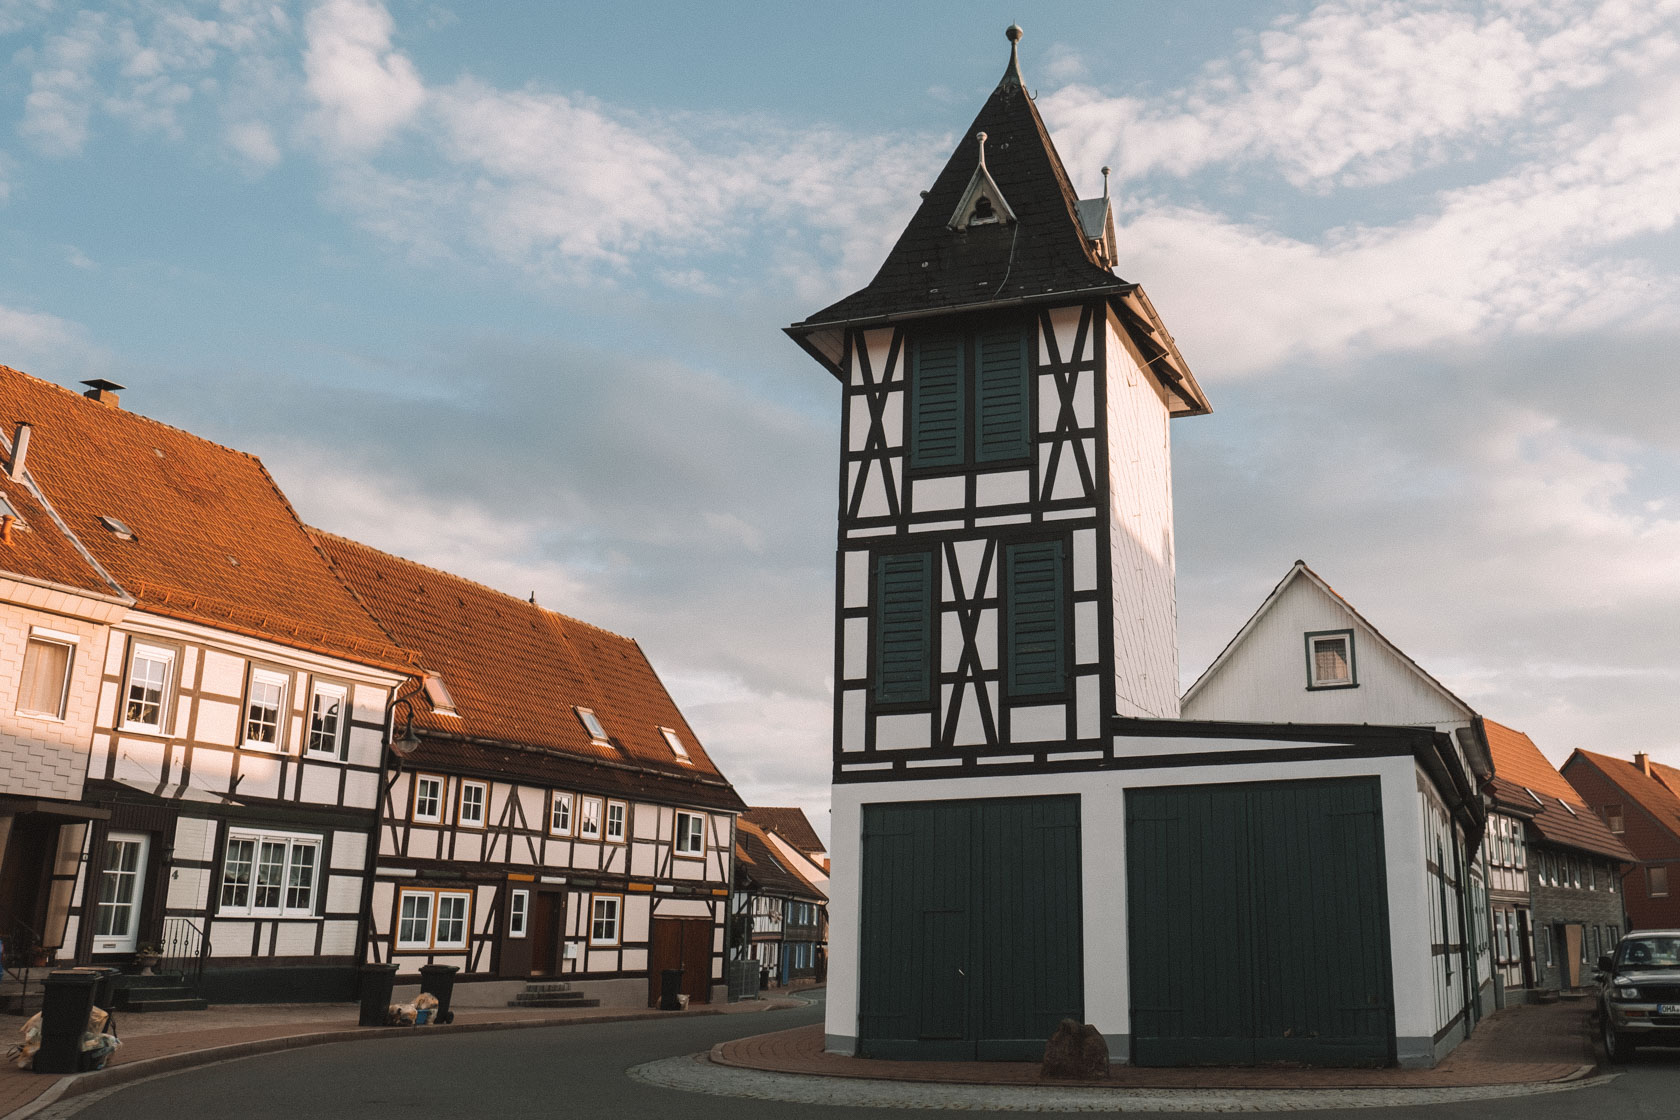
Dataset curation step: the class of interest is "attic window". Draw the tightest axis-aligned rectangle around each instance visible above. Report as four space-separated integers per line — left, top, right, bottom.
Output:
1304 630 1356 689
1606 804 1625 833
1558 798 1577 817
969 195 997 226
575 706 609 744
98 516 136 541
1524 787 1544 807
422 673 458 717
659 726 692 763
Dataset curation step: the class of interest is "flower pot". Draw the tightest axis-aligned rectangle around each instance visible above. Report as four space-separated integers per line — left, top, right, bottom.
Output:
134 953 161 976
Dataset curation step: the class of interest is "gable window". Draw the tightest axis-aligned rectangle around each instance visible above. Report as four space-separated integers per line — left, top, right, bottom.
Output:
218 829 320 917
1005 539 1068 698
589 894 621 946
508 888 528 938
605 800 627 844
123 642 175 732
1650 866 1669 898
873 550 934 706
306 681 347 757
908 326 1030 471
1305 630 1356 689
1606 804 1625 834
578 796 603 840
243 667 288 749
458 781 487 829
396 888 471 950
675 811 706 857
659 726 692 763
17 632 75 719
549 791 574 837
574 706 609 743
413 775 443 824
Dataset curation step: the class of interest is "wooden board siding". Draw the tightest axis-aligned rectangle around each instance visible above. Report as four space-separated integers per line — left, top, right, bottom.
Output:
858 796 1081 1060
1126 778 1395 1067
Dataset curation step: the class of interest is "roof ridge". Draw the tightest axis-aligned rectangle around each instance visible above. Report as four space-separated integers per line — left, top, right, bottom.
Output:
307 527 637 644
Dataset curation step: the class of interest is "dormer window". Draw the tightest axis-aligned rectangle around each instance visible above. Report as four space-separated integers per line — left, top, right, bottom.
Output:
659 726 692 763
575 706 609 743
1304 630 1356 689
969 195 997 226
1606 803 1625 833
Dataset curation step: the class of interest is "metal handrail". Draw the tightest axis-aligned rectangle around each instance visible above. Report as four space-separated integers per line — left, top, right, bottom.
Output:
0 912 46 1010
160 916 209 986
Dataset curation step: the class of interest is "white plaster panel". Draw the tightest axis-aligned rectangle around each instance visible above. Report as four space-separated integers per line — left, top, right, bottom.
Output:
975 470 1028 507
351 683 385 726
1073 529 1097 592
587 951 616 972
864 328 896 384
455 832 483 862
321 920 357 956
623 895 651 942
631 845 655 877
1042 306 1083 365
299 763 338 806
190 699 237 746
326 874 361 912
272 922 317 956
1077 674 1100 739
844 550 868 609
193 748 234 794
198 650 244 698
332 831 368 871
620 948 648 972
1010 704 1065 743
848 394 872 453
408 830 438 860
517 786 545 828
874 713 930 751
841 689 865 752
940 614 963 674
1075 599 1099 664
911 476 963 511
168 867 209 911
951 685 987 747
1037 375 1063 436
173 816 214 861
345 726 382 768
861 464 891 518
844 616 868 679
209 921 253 957
342 768 377 810
949 539 985 588
673 857 703 881
112 747 157 787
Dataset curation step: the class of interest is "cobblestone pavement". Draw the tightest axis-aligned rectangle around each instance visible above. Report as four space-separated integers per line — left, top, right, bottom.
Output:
1 996 798 1120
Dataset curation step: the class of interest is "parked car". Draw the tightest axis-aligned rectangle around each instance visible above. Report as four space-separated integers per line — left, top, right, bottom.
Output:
1597 930 1680 1061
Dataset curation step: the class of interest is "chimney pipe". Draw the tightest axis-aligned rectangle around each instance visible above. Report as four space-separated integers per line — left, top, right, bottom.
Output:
1636 752 1652 777
7 422 30 480
80 379 124 408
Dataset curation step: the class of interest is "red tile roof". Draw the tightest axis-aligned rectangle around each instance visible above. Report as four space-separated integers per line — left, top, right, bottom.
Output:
315 531 743 810
1485 721 1633 861
1569 749 1680 839
736 818 825 901
743 807 825 857
0 366 412 669
0 460 116 598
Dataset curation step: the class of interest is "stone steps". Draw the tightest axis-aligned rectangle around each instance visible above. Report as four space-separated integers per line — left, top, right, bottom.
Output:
508 981 598 1009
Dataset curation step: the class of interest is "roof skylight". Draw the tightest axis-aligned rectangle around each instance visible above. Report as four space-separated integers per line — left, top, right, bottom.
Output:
98 515 135 541
575 706 609 743
1524 787 1543 807
422 673 459 717
659 726 692 763
1559 798 1577 816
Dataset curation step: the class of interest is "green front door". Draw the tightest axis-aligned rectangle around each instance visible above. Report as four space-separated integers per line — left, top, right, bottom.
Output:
1126 778 1395 1067
859 796 1082 1059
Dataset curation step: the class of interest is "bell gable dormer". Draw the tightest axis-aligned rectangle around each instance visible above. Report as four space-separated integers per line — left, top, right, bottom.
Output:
947 131 1018 231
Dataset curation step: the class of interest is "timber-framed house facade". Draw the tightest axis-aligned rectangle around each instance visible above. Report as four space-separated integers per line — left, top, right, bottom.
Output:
318 534 745 1008
1 367 413 1002
788 29 1485 1069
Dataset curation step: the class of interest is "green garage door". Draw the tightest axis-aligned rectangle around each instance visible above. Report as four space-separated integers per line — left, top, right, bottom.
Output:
1126 778 1395 1067
859 796 1082 1060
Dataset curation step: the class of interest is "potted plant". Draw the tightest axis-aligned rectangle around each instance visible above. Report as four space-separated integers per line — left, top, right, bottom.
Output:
29 945 50 968
134 942 163 975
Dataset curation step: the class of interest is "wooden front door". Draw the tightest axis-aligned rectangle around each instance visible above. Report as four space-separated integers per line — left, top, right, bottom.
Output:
1563 924 1584 988
648 918 713 1006
530 892 564 976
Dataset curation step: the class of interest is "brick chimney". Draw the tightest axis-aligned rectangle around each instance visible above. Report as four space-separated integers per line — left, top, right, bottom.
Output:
1636 752 1652 777
80 378 124 407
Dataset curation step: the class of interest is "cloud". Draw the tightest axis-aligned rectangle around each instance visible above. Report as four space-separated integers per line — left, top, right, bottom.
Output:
1043 0 1680 190
302 0 424 151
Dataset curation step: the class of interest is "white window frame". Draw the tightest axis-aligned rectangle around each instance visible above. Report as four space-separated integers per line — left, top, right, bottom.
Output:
17 629 77 720
305 680 349 758
605 800 627 844
549 791 574 837
1304 629 1356 689
413 774 444 824
575 706 609 743
122 641 175 733
1650 865 1669 898
458 780 487 829
242 666 289 750
674 811 705 857
659 726 692 763
578 796 603 840
508 888 529 938
588 894 621 946
395 887 472 951
217 828 321 918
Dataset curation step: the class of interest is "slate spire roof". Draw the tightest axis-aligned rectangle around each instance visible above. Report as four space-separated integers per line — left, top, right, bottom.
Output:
795 27 1125 329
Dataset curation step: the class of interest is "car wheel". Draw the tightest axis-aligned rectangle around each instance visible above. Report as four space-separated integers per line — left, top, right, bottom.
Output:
1602 1013 1637 1063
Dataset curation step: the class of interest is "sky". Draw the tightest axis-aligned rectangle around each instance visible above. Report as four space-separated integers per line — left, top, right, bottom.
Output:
4 0 1679 844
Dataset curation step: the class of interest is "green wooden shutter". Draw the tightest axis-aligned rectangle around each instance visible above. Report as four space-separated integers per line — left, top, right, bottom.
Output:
975 328 1030 463
910 335 965 468
1006 540 1065 696
875 552 934 704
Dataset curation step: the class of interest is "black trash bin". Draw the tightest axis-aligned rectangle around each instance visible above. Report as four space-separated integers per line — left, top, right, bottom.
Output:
74 965 122 1012
418 964 458 1025
659 968 684 1011
35 970 99 1074
357 963 399 1027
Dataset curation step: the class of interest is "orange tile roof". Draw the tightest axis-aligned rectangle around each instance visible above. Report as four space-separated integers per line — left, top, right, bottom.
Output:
743 806 825 856
315 531 743 806
0 366 412 669
1485 721 1633 861
1571 749 1680 838
0 462 116 598
1647 759 1680 802
736 818 825 901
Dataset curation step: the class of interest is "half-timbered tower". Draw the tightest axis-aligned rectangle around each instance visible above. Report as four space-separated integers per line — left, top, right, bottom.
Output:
789 31 1484 1069
317 534 745 1008
0 366 413 1003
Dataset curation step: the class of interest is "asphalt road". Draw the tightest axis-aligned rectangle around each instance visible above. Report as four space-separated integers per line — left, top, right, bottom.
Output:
44 994 1680 1119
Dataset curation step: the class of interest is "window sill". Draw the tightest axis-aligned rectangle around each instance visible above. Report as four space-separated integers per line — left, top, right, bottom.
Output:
216 912 321 921
1305 682 1359 691
16 710 67 723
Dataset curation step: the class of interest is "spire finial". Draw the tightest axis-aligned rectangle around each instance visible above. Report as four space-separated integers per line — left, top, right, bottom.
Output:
1102 165 1111 203
975 131 988 170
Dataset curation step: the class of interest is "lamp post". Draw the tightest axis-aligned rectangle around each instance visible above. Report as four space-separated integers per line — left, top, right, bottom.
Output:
354 677 426 974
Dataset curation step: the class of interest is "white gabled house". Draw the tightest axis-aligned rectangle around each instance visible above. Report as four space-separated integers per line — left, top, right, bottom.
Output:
786 29 1487 1069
